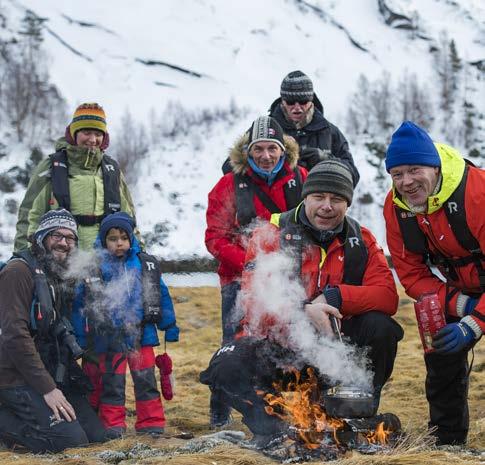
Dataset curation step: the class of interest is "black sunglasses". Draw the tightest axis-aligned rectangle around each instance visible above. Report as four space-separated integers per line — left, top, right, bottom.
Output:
283 98 311 106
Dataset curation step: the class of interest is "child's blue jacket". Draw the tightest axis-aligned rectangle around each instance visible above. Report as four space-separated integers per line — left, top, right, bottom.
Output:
72 235 179 353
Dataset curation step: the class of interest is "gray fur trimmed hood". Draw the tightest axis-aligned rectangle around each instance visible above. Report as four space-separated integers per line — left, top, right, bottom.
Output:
228 133 300 175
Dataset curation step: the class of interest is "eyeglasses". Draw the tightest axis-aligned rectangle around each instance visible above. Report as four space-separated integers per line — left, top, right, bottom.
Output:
283 98 311 106
49 232 77 245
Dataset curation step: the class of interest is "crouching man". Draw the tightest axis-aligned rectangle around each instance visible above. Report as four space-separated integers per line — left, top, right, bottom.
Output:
200 160 403 445
384 121 485 445
0 209 107 452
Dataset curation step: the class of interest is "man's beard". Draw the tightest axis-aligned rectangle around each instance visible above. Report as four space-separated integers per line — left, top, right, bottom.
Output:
39 247 70 279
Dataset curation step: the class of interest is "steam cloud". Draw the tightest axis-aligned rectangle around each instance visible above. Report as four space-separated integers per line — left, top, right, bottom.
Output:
65 249 142 335
237 246 373 392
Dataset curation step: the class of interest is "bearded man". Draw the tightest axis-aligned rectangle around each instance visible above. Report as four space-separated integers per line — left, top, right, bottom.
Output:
0 209 106 452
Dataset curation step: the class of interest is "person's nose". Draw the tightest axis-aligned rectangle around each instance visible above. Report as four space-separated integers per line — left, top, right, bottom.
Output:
402 172 414 185
319 198 333 210
86 133 97 144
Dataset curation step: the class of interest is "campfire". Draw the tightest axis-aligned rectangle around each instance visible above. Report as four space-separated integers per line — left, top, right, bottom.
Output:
256 367 401 461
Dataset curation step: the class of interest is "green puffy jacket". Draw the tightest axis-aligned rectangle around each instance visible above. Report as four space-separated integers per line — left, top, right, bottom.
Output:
14 138 137 251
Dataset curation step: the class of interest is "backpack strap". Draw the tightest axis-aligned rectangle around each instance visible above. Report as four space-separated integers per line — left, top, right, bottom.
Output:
277 209 304 279
234 169 303 227
443 165 481 253
50 150 71 211
137 252 162 324
11 251 57 336
101 155 121 215
342 217 368 286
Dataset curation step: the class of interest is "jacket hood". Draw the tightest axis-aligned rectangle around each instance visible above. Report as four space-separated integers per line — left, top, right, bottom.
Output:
228 132 300 175
392 143 466 214
55 137 104 170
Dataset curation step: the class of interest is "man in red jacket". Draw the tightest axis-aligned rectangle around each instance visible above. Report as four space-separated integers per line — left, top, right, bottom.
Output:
205 115 307 427
383 121 485 446
201 160 402 444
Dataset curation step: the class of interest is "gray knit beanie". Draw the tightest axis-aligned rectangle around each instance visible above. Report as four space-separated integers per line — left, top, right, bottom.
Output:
247 116 285 152
280 70 314 101
302 160 354 205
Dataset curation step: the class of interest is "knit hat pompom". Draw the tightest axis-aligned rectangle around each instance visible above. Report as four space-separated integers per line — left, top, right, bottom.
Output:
99 212 135 248
280 70 314 101
69 102 107 140
385 121 441 172
302 160 354 205
247 116 285 152
33 209 78 249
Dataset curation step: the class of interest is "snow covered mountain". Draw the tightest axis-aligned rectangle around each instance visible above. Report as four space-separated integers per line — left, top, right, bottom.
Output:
0 0 484 261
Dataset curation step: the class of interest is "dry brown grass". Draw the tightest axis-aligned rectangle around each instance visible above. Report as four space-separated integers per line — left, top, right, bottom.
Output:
0 286 483 464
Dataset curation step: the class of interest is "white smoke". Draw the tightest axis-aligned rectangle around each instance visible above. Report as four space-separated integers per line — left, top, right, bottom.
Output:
239 246 373 391
65 248 142 336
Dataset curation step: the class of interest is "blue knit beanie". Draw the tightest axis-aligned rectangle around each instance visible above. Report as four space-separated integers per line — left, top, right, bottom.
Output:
99 212 135 247
385 121 441 172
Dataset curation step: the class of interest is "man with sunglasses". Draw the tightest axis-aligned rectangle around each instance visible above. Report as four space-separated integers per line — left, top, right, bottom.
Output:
268 70 359 184
0 209 107 452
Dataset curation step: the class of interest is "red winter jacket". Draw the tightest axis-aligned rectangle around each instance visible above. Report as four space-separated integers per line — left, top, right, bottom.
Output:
239 211 398 339
205 134 307 286
384 143 485 334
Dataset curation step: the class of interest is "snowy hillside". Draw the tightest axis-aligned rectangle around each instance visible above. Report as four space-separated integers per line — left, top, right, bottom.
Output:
0 0 484 260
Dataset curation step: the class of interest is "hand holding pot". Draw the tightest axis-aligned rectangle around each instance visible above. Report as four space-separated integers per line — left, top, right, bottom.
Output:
304 302 342 336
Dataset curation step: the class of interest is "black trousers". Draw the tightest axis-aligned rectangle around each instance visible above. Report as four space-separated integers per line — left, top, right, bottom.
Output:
200 311 403 435
210 281 241 420
221 281 241 344
0 385 107 453
425 350 470 445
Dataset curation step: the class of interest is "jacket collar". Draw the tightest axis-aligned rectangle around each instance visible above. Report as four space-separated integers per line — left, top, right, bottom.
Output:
55 137 104 171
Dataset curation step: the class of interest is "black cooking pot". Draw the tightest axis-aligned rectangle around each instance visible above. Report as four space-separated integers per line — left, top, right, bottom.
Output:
323 385 376 418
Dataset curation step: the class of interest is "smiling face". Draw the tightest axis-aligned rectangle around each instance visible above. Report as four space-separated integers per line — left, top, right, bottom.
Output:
43 228 77 263
249 141 284 172
389 164 440 208
304 192 348 231
75 129 104 149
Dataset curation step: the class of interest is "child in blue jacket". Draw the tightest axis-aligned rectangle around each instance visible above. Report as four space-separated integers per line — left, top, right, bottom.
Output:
72 212 179 437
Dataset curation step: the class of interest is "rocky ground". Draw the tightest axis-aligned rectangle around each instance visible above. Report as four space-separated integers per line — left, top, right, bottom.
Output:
0 286 483 464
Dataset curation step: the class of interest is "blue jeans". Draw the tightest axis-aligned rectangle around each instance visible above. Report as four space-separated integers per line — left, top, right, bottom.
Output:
0 385 106 453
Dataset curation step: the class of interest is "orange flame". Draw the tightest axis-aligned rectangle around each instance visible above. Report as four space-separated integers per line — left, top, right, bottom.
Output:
263 367 345 449
365 421 391 444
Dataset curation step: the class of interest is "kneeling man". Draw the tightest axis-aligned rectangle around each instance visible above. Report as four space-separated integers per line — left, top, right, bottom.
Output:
201 160 403 444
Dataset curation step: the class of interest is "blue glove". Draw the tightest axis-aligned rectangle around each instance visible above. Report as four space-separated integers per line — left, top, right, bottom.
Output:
464 298 478 316
432 322 475 354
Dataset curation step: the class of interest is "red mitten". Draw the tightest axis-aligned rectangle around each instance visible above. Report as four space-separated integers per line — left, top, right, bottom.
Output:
155 353 174 400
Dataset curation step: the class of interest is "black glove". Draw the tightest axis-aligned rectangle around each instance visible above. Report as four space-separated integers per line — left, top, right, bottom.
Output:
299 147 330 170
